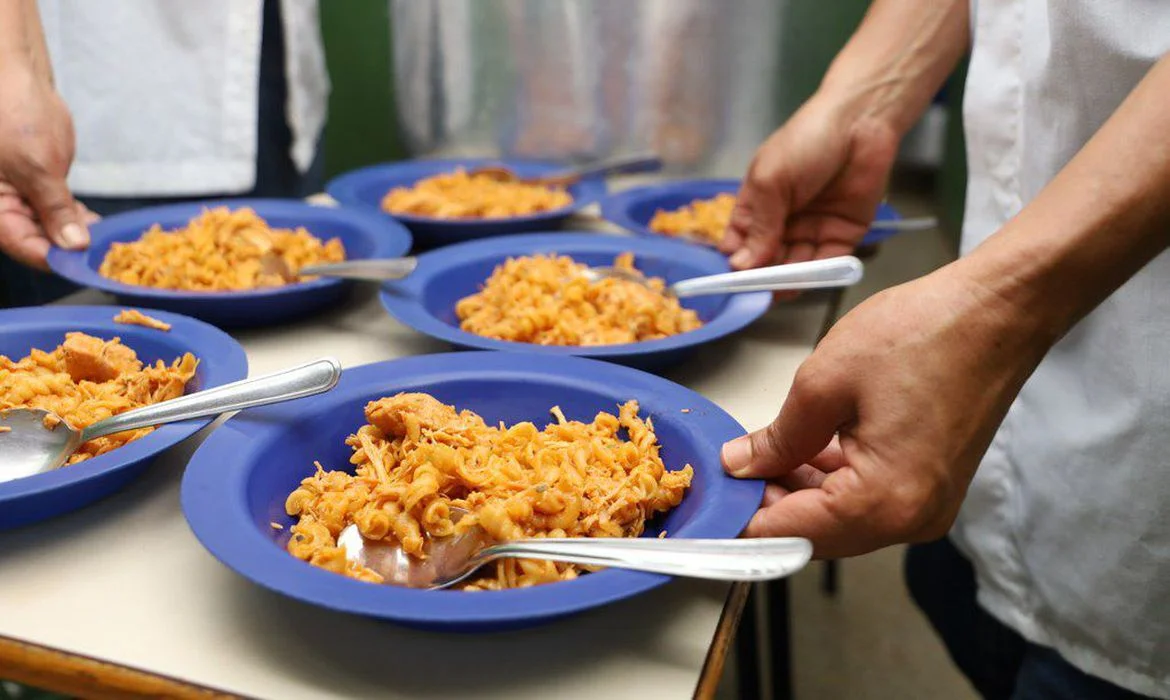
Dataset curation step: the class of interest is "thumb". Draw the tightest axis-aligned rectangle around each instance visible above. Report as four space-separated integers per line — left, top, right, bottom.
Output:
721 365 854 479
19 171 88 250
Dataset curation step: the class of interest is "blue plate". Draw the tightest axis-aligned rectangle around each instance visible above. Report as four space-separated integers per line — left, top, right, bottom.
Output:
47 198 413 328
378 233 771 371
180 352 763 632
325 158 608 248
599 179 904 248
0 306 248 529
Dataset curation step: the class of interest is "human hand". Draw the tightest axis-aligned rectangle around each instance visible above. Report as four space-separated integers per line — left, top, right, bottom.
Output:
720 266 1051 558
719 94 900 274
0 64 87 270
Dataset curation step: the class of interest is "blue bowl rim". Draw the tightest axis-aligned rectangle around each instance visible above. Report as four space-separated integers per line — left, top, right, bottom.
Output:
0 305 249 507
598 178 904 247
378 232 772 359
180 351 764 626
45 198 413 302
325 157 608 227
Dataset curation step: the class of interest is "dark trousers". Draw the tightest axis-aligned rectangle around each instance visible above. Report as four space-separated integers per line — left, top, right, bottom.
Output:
0 0 324 308
905 538 1155 700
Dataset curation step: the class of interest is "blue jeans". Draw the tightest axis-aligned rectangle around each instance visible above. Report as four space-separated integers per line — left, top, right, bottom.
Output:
905 538 1155 700
0 0 323 308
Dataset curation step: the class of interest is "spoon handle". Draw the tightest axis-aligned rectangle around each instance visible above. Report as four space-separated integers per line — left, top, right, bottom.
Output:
79 358 342 443
299 257 418 281
479 537 812 582
670 255 863 298
560 152 664 181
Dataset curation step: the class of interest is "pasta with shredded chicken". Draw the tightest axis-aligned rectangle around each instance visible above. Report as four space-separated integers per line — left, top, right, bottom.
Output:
648 192 737 245
0 333 198 464
455 252 703 345
98 206 345 292
380 169 573 219
284 392 693 589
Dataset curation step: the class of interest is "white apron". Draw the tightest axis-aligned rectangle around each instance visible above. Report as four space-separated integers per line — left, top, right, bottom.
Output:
34 0 329 197
953 1 1170 696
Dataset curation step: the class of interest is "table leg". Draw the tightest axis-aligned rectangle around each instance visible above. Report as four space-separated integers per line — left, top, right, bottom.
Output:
767 579 794 700
821 560 839 597
734 583 762 699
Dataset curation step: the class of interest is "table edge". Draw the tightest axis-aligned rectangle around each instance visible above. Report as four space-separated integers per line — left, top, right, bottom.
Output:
0 634 249 700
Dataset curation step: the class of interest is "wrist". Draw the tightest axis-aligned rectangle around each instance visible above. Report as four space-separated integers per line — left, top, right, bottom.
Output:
945 239 1071 357
815 64 929 140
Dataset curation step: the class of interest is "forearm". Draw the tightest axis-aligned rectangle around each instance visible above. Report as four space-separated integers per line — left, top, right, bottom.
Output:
22 0 53 83
958 53 1170 346
818 0 969 137
0 1 51 80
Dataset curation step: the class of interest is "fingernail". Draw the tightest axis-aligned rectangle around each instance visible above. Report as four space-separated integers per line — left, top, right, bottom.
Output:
721 436 754 476
60 223 88 249
729 249 752 269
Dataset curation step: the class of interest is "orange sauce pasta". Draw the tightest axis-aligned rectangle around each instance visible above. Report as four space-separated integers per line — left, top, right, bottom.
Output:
380 169 573 219
98 207 345 292
0 333 197 464
455 252 703 346
649 192 737 245
284 393 693 589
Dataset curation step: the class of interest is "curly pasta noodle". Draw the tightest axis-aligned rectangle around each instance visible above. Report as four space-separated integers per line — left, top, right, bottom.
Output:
380 169 573 219
649 193 737 245
98 206 345 292
285 393 693 590
0 333 197 464
455 252 703 346
113 309 172 332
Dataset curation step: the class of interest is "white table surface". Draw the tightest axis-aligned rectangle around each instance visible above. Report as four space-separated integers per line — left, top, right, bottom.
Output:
0 217 832 699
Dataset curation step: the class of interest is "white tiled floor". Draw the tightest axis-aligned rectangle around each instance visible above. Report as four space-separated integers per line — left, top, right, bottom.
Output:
717 174 980 699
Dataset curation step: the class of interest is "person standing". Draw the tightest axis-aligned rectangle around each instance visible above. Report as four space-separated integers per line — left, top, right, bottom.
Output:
0 0 329 306
720 1 1170 697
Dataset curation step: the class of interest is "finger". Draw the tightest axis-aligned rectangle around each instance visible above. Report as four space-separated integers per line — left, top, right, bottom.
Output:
722 361 854 479
726 162 790 270
0 212 52 270
760 483 790 508
806 436 849 472
77 201 100 225
0 192 34 219
13 170 88 250
742 488 860 557
769 239 816 302
717 219 744 255
776 463 829 492
787 215 869 258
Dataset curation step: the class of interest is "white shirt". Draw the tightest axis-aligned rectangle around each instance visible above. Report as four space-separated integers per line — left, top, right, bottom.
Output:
35 0 329 197
954 2 1170 696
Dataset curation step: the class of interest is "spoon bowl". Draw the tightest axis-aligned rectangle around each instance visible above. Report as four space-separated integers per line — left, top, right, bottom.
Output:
0 409 84 484
0 358 341 484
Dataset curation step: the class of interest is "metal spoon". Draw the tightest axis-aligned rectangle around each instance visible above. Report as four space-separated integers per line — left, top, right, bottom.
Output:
261 256 418 283
337 511 812 590
583 255 863 298
0 358 342 484
469 152 664 187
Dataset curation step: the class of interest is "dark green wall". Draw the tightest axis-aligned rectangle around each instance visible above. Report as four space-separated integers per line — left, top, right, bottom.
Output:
319 0 404 177
777 1 869 116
